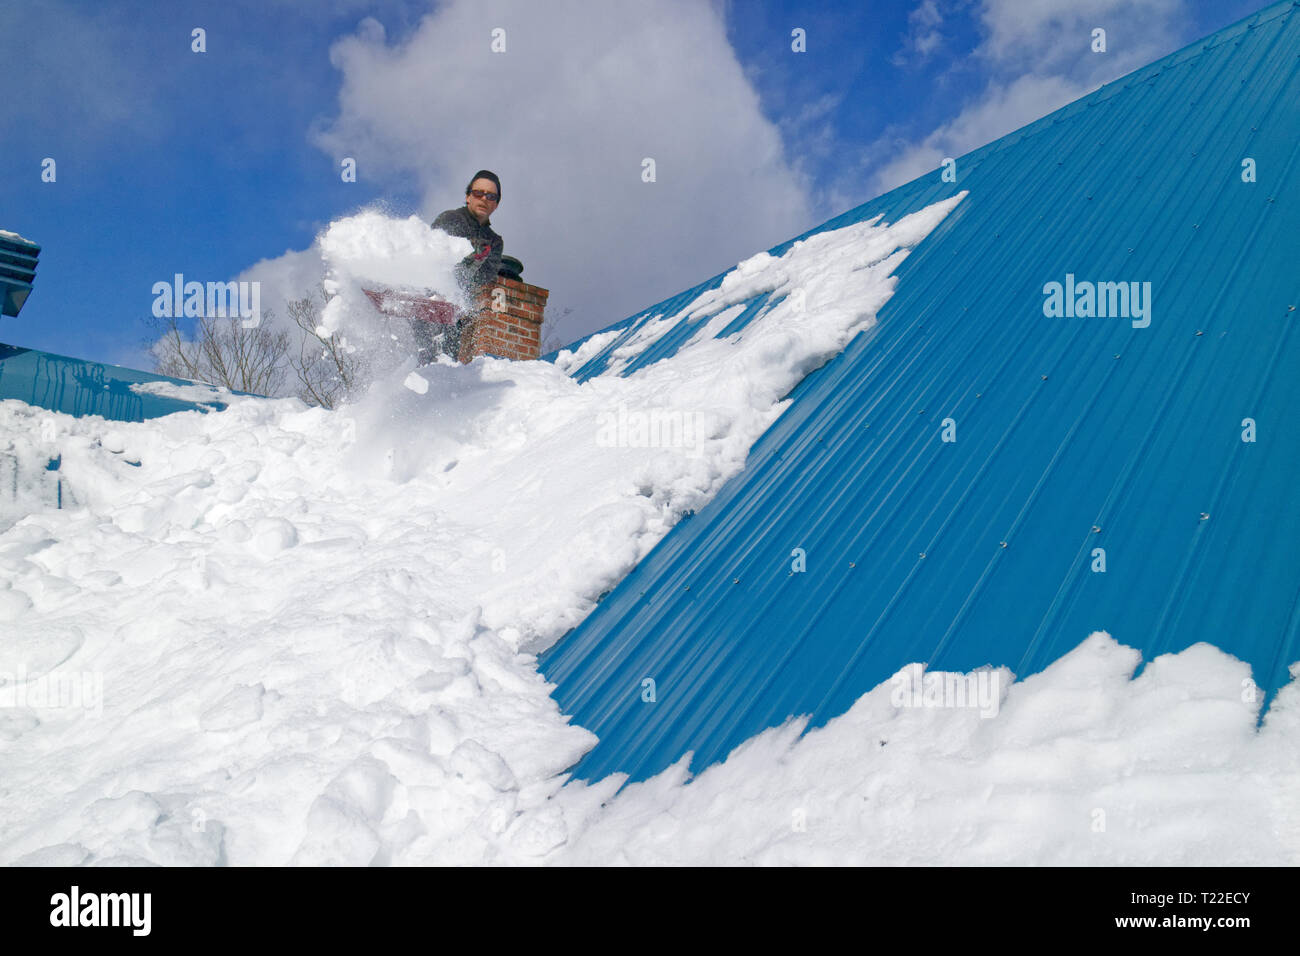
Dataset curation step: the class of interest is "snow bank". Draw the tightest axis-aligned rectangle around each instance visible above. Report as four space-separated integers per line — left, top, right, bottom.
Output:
3 194 1295 865
553 636 1300 865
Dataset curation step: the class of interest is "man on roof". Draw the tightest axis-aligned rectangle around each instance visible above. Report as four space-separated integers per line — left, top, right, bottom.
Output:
415 170 505 365
435 170 504 293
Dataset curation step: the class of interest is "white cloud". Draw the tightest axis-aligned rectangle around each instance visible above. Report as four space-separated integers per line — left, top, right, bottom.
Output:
891 0 950 67
873 0 1191 193
979 0 1184 73
238 245 331 322
873 73 1088 190
250 0 812 349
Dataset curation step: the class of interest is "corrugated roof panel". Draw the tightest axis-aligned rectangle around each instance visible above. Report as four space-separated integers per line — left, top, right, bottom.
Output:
0 344 231 421
541 1 1300 784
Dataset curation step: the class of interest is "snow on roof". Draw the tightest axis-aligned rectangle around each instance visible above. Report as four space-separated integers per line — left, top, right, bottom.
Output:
543 0 1300 787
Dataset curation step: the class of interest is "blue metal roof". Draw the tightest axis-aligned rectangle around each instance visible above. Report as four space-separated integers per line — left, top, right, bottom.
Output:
541 1 1300 784
0 343 231 421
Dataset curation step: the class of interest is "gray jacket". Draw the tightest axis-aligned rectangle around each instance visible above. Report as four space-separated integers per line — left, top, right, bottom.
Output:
432 206 503 296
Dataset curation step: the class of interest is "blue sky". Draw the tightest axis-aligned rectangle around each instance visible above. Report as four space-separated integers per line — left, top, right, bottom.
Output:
0 0 1264 374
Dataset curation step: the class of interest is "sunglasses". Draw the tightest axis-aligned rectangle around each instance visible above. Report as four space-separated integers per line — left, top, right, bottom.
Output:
469 189 499 202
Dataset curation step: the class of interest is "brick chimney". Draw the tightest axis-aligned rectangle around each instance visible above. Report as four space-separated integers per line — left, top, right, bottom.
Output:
459 256 548 362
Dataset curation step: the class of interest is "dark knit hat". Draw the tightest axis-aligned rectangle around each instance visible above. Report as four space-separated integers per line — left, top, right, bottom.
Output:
466 169 501 199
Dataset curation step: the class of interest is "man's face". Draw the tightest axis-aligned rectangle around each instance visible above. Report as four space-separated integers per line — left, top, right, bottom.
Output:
466 178 500 224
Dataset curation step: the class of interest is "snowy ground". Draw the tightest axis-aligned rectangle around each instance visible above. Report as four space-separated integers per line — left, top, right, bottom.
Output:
1 198 1296 865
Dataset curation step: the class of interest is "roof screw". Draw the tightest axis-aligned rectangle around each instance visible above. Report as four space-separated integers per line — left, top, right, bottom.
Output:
1195 330 1203 336
1092 526 1101 533
1288 305 1296 312
1114 354 1121 359
1000 541 1008 549
975 393 982 398
918 552 926 559
848 561 856 568
1193 223 1199 229
684 584 690 590
1041 374 1049 380
1128 248 1134 253
1200 513 1210 521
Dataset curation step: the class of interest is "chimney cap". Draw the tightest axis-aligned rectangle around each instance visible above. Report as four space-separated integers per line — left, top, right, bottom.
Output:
498 255 523 281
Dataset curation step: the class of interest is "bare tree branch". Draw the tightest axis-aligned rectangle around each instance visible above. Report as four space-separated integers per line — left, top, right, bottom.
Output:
285 287 363 409
149 312 289 396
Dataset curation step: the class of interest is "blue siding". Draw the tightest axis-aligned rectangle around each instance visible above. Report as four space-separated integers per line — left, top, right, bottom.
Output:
542 2 1300 784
